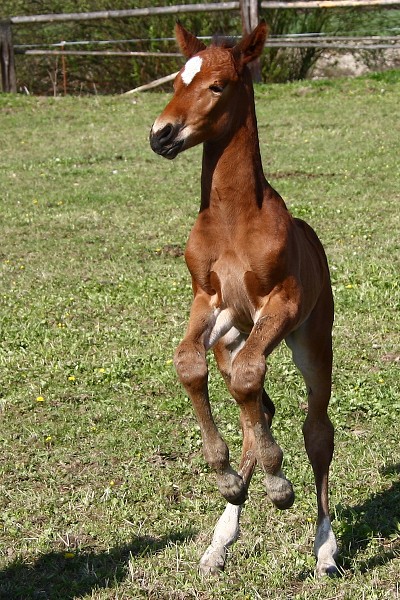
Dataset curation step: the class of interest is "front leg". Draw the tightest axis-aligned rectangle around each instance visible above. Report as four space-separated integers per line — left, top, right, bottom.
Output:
174 292 247 505
199 400 263 575
229 298 298 509
199 503 242 575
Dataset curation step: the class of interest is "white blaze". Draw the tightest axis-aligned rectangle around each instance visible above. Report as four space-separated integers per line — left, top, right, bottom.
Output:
181 56 203 85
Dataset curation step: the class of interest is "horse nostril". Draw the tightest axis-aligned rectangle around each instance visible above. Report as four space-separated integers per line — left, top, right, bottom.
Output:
150 122 184 159
158 123 174 145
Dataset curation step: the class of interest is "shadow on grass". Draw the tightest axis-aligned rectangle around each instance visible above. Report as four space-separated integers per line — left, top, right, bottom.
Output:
0 530 196 600
336 462 400 573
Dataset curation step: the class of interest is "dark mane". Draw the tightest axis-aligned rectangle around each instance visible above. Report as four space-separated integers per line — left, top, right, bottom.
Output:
211 35 237 49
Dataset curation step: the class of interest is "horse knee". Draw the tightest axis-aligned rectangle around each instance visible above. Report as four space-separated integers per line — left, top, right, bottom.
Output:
230 354 266 400
174 341 207 390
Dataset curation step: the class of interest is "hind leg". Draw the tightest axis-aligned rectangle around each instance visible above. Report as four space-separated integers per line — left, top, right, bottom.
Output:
286 295 338 575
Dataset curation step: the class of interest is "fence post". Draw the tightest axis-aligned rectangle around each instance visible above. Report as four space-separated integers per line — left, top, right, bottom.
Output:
240 0 262 82
0 20 17 92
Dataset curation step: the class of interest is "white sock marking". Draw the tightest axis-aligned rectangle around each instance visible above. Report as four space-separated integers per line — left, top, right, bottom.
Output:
210 502 242 548
181 56 203 85
314 516 338 574
200 503 242 573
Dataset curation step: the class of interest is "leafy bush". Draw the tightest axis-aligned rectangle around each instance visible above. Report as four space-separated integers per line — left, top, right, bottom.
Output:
260 9 331 82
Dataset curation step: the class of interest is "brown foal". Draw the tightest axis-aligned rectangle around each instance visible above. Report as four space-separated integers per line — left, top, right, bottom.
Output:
150 21 338 576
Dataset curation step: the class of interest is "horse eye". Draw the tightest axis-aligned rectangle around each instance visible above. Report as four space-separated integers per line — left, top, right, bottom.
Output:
209 84 224 94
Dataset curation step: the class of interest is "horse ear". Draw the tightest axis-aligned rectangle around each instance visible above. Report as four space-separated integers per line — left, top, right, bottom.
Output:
175 21 207 58
233 20 269 69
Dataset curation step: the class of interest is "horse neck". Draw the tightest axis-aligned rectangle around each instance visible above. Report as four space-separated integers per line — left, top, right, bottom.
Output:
200 81 267 213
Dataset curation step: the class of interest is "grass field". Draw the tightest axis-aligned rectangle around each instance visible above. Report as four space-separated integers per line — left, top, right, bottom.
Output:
0 72 399 599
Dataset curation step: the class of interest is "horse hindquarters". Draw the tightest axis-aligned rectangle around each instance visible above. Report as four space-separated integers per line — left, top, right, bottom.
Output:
286 284 338 575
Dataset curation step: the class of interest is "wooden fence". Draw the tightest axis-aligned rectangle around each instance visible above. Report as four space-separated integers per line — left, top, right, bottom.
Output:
1 0 399 92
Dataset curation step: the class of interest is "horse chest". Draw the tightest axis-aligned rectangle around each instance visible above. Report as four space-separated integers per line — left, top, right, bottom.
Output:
188 245 265 331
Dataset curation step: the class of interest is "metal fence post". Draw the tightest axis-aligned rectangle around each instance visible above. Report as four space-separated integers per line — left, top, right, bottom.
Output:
0 20 17 92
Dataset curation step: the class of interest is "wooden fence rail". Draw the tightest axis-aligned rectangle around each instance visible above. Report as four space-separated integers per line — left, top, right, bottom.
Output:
8 0 400 24
9 3 239 25
16 50 182 58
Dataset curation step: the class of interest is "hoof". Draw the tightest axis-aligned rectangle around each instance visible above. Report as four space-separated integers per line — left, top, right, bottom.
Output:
271 490 295 510
316 560 340 577
314 515 339 576
200 546 226 576
200 563 223 576
217 470 247 505
264 472 295 510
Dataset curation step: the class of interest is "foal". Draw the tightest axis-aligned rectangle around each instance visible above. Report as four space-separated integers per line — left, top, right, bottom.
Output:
150 21 338 576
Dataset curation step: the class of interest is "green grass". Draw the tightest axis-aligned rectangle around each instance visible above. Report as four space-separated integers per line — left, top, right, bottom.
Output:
0 72 399 599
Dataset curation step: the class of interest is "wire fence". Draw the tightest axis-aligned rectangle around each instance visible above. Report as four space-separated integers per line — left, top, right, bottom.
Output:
13 33 400 53
1 0 400 93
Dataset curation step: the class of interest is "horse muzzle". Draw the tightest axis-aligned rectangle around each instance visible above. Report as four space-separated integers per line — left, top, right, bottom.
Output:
149 123 185 160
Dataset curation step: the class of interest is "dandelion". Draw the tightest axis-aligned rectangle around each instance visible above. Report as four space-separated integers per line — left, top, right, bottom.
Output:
345 284 354 289
44 435 52 443
36 396 45 402
98 368 105 373
64 552 75 559
166 359 173 365
68 375 76 381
